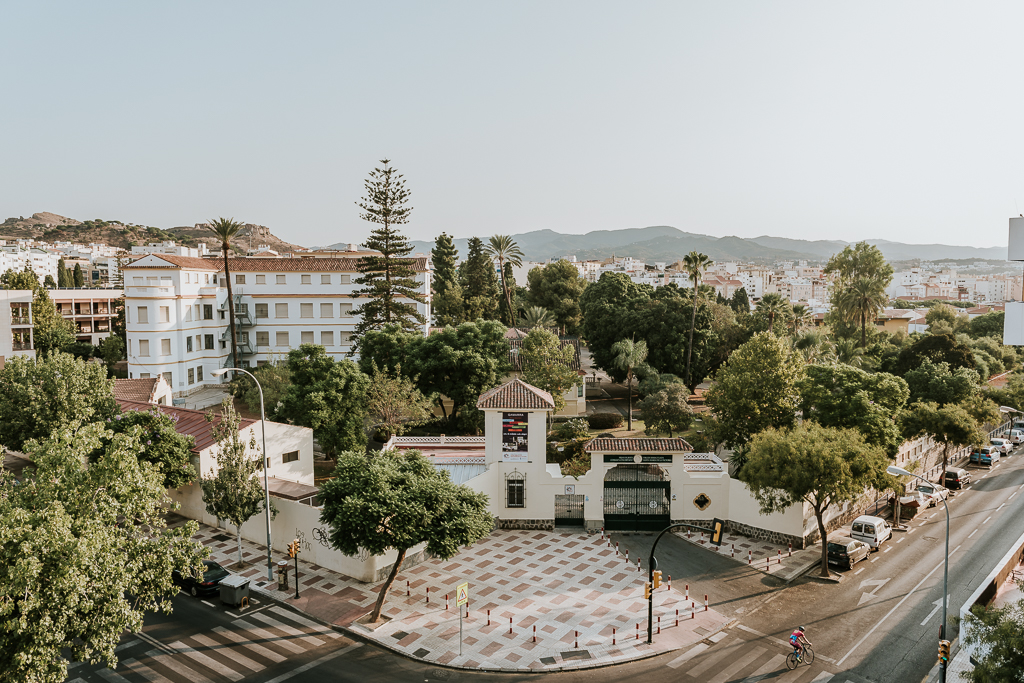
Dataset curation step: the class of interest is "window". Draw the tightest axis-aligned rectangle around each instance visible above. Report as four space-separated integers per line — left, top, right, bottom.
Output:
197 366 203 381
321 274 331 285
159 306 170 323
138 339 150 357
203 305 213 320
133 277 143 285
188 368 194 385
320 303 333 318
340 274 351 284
256 274 266 284
300 303 313 318
255 303 268 318
138 306 149 324
301 274 311 285
195 334 201 350
276 331 289 347
276 274 286 285
275 303 288 318
161 371 172 386
578 384 584 398
186 336 193 352
140 372 150 379
321 331 334 346
219 310 225 320
282 451 299 464
506 471 525 508
204 334 214 350
339 303 353 316
160 338 171 356
184 307 192 322
301 331 314 344
239 332 249 345
340 331 352 345
235 274 245 285
256 331 269 347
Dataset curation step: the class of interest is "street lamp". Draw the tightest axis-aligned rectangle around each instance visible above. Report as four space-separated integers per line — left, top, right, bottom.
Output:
888 465 949 681
212 367 274 584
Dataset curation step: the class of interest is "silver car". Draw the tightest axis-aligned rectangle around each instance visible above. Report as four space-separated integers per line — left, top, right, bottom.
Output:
916 482 949 505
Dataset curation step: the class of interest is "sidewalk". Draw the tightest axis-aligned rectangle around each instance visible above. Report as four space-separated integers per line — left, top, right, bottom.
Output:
671 527 821 582
189 522 730 671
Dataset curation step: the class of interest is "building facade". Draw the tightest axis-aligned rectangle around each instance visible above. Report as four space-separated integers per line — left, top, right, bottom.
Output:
51 289 122 345
0 290 35 366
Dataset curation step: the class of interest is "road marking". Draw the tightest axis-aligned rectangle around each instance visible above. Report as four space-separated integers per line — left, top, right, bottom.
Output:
838 544 962 666
896 537 904 544
883 546 892 553
115 639 142 652
667 642 709 668
983 516 992 525
249 612 326 648
267 606 343 638
708 646 765 683
212 626 287 664
920 595 950 626
1010 492 1017 500
998 503 1006 511
142 651 210 683
738 653 787 682
262 643 362 683
189 633 264 672
170 640 244 681
201 600 216 608
96 669 131 683
858 578 891 606
137 632 176 657
233 619 306 654
870 556 879 563
854 568 865 575
810 674 835 682
907 527 916 534
968 529 978 538
120 658 174 683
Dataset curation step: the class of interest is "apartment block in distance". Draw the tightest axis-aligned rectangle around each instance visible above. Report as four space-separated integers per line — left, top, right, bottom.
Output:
51 289 123 345
0 290 35 366
123 253 432 397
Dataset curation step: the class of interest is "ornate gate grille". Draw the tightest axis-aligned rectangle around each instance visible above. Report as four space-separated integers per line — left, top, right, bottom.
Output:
554 494 585 528
603 465 670 532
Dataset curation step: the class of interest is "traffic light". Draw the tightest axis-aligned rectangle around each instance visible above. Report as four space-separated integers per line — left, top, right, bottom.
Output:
938 640 950 663
652 570 662 590
711 518 725 546
644 582 652 600
288 540 299 558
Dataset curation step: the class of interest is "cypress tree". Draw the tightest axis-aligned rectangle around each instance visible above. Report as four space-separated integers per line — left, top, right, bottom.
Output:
57 258 68 288
460 237 500 321
431 232 463 327
73 263 85 288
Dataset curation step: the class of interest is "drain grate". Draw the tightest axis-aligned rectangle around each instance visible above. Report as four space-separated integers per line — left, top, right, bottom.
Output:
391 631 409 640
540 657 557 665
561 650 592 661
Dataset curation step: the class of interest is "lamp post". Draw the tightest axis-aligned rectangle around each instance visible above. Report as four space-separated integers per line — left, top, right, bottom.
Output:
212 367 274 584
888 465 949 682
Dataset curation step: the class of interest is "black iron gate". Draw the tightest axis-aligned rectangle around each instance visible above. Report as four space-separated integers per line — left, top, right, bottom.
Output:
554 494 585 528
603 465 670 532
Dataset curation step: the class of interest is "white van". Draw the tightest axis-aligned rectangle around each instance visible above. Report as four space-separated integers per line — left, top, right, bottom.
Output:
850 515 892 551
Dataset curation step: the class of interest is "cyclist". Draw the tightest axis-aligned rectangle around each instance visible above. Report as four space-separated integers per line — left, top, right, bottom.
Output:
790 626 811 661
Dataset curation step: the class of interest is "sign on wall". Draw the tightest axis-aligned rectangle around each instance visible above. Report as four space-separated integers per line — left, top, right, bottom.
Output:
502 412 529 462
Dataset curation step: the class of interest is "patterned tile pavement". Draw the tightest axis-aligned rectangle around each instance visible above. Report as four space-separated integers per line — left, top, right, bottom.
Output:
189 523 730 671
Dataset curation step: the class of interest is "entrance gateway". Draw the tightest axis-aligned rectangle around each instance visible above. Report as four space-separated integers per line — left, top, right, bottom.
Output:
603 462 670 532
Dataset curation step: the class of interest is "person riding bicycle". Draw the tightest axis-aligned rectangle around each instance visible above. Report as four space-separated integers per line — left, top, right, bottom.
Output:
790 627 811 660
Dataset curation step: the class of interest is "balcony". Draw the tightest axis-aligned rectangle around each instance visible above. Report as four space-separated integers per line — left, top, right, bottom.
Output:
10 316 30 326
12 341 32 351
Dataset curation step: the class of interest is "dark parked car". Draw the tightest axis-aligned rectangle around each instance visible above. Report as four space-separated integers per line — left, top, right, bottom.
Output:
172 560 230 597
826 535 871 570
944 468 972 490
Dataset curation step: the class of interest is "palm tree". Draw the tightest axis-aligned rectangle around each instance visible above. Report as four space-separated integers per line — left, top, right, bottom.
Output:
487 235 524 328
207 218 245 371
683 251 714 387
756 293 792 334
836 277 887 348
833 337 868 368
520 306 556 329
793 330 829 365
611 337 648 431
791 304 810 333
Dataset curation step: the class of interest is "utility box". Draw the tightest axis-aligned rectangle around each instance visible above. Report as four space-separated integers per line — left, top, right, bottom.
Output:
1009 217 1024 261
277 560 290 590
1004 302 1024 346
218 574 250 607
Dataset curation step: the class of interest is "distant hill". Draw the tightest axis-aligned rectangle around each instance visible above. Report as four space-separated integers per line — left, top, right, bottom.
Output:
327 226 1007 263
0 212 303 254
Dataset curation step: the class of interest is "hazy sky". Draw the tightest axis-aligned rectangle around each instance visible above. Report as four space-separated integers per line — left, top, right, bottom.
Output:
3 2 1023 249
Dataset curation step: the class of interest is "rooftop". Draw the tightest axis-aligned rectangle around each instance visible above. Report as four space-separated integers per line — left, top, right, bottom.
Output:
113 378 161 403
476 378 555 411
117 399 257 453
584 437 694 453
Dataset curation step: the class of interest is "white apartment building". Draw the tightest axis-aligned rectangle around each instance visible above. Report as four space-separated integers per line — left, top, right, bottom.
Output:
124 254 432 397
52 289 123 345
0 290 35 365
0 246 60 284
131 241 209 258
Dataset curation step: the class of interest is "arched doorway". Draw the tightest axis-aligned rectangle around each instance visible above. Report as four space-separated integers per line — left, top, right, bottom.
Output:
603 464 671 532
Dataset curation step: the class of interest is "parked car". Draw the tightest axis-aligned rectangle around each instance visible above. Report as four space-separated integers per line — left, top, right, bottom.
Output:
1006 429 1023 445
970 446 999 467
172 560 231 597
944 468 972 490
916 482 949 505
827 535 871 570
850 515 892 550
990 437 1011 455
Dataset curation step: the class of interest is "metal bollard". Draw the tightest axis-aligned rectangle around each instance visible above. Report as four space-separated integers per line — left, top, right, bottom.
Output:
675 608 679 627
748 550 752 565
613 627 616 645
691 601 695 619
657 616 661 635
626 548 629 563
685 584 688 601
731 544 735 558
616 541 619 555
788 543 792 557
426 586 430 603
509 617 513 634
446 593 449 611
487 609 491 626
766 556 769 571
407 580 410 597
668 575 671 591
778 550 782 565
636 623 639 640
533 624 536 643
705 595 708 612
575 630 578 648
637 558 641 572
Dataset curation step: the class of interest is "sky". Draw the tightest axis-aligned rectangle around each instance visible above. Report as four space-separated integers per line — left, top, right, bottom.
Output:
3 2 1024 249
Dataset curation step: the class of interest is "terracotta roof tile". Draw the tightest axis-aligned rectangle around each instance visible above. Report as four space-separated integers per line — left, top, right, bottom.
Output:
113 378 159 403
476 378 555 411
225 257 429 272
117 399 257 453
584 437 693 453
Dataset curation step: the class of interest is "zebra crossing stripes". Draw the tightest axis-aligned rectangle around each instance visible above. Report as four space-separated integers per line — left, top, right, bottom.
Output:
248 612 326 648
119 658 174 683
188 633 264 672
167 641 246 681
212 625 287 663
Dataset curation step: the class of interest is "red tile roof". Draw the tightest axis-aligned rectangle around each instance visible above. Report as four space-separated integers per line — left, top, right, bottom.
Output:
124 254 221 270
113 378 160 403
584 437 693 453
225 257 429 272
117 399 257 453
476 378 555 410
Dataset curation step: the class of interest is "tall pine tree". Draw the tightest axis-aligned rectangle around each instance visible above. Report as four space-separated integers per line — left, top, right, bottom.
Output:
431 232 463 327
460 237 500 321
353 160 427 339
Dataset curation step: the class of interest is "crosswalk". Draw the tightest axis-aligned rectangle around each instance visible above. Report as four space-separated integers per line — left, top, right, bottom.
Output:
666 630 873 683
66 605 347 683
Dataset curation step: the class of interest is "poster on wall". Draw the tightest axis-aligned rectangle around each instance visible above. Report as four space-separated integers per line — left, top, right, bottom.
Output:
502 412 529 462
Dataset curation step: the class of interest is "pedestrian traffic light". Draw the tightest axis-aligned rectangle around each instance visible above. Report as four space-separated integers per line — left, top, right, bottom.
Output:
288 540 299 558
711 518 725 546
938 640 950 663
652 570 662 589
644 582 652 600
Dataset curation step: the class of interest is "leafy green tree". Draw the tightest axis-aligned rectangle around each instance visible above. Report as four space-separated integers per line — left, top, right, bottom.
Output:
793 330 831 365
742 423 889 578
904 358 979 406
365 363 435 439
526 260 588 334
683 251 714 385
103 406 197 489
751 293 792 336
72 263 85 287
790 303 810 333
799 364 909 457
206 217 245 370
611 337 648 431
968 310 1005 339
356 323 421 376
43 274 56 289
638 384 692 437
519 328 579 415
353 160 427 337
431 232 463 326
276 345 370 456
319 448 492 623
958 587 1024 681
705 332 804 473
520 305 556 329
487 235 524 327
460 237 500 321
900 401 985 478
0 423 203 682
237 360 292 417
32 288 77 356
835 277 890 348
200 400 273 565
57 258 68 288
925 303 958 329
638 372 685 398
730 286 750 314
825 242 893 347
1 268 39 290
890 333 976 377
0 351 117 450
96 334 125 367
833 337 869 369
580 272 652 375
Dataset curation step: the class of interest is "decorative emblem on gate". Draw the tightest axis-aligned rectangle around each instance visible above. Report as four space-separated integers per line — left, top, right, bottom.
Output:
693 493 712 511
648 500 659 509
615 500 625 509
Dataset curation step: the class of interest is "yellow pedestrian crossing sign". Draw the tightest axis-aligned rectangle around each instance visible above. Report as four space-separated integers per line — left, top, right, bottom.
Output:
456 582 469 606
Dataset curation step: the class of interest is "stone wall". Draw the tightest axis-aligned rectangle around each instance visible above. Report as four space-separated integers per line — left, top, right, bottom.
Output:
725 519 804 549
496 518 554 531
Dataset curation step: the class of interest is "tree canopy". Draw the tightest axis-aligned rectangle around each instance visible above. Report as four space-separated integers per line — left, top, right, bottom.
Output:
518 328 578 414
460 237 501 322
888 333 975 377
903 358 979 406
102 406 197 489
959 588 1024 682
365 363 435 439
526 260 588 334
638 384 692 437
431 232 463 327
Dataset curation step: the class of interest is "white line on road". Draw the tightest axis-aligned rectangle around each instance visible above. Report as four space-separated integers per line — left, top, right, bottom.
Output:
998 503 1006 511
883 546 892 553
1010 492 1017 500
837 544 962 666
870 557 879 563
667 643 709 668
854 568 865 575
968 529 978 538
262 643 363 683
983 516 992 525
896 537 904 544
920 595 950 627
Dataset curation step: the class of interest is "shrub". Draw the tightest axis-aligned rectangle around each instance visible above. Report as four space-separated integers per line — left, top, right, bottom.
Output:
588 413 623 429
557 418 590 441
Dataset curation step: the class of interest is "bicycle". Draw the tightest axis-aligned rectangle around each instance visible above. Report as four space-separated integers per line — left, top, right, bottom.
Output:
786 644 814 670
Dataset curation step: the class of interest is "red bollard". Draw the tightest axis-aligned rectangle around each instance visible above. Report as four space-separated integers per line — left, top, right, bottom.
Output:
637 558 641 572
788 542 792 557
407 580 410 597
636 623 639 640
446 593 449 611
700 531 704 544
778 550 782 565
675 608 679 627
575 630 578 648
616 541 619 555
657 616 661 635
613 627 616 645
748 550 752 565
687 528 691 539
533 624 536 643
731 544 735 558
704 595 708 612
426 586 430 603
766 556 769 571
691 601 695 619
509 617 513 634
668 575 672 591
487 609 491 626
685 584 689 601
625 549 629 563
